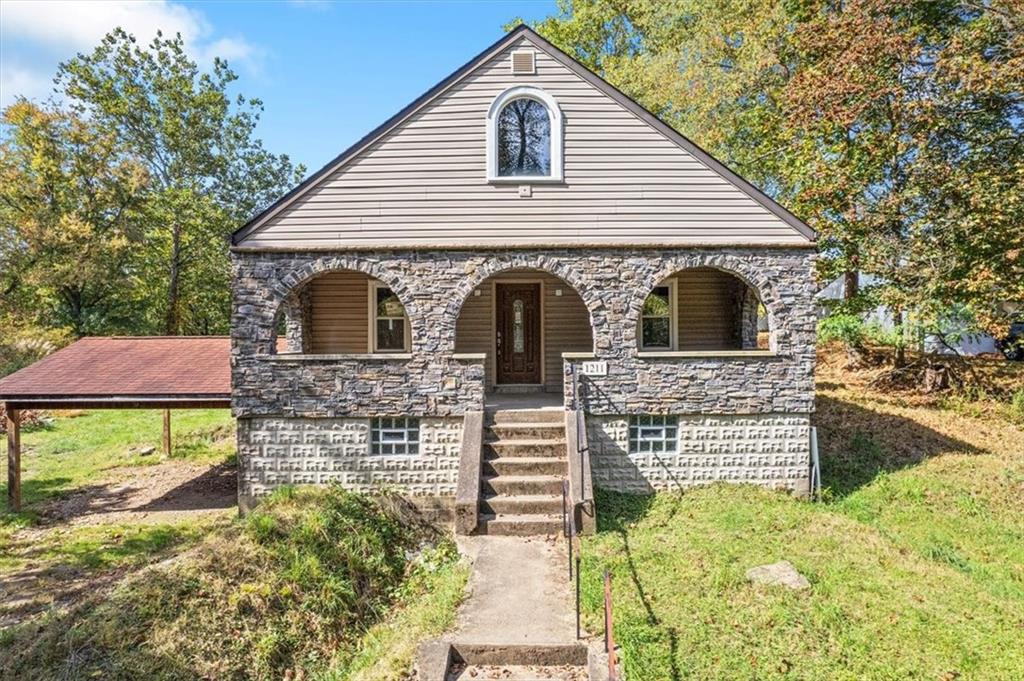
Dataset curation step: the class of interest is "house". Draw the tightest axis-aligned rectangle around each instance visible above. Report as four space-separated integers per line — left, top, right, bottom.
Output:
230 26 818 532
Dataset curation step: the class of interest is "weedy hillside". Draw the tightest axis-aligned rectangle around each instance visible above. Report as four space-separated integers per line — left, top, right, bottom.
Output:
1 488 467 681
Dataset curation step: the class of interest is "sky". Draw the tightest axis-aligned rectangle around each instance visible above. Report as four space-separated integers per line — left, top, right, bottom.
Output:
0 0 558 173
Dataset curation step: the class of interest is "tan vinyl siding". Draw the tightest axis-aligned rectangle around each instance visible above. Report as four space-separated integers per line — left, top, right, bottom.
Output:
454 270 593 391
671 268 744 350
239 36 810 249
308 271 370 353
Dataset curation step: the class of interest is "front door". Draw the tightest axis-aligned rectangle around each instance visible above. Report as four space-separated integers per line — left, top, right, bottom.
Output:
496 283 542 384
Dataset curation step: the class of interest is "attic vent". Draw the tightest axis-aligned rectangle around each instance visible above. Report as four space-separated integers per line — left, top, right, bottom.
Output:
510 50 536 75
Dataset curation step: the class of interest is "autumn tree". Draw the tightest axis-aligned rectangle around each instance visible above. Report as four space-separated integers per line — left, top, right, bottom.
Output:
531 0 1024 349
55 29 304 334
783 0 1024 355
0 100 147 336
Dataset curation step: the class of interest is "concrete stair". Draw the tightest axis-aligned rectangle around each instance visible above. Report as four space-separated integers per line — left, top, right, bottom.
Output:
441 642 590 681
478 408 566 536
447 663 588 680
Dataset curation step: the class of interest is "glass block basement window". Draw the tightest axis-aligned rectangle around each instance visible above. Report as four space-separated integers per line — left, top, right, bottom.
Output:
628 415 679 454
370 417 420 455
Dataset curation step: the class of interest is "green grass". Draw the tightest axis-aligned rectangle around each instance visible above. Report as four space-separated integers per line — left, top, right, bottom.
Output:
580 453 1024 678
0 518 220 573
0 487 468 681
1 409 234 515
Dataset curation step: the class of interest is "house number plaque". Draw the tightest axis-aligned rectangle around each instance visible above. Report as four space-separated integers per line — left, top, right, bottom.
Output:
580 361 608 376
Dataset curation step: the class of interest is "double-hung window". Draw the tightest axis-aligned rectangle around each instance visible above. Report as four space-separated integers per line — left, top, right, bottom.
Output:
370 283 409 352
639 280 677 351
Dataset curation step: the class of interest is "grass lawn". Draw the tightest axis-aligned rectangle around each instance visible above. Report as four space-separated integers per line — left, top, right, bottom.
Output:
0 409 237 628
579 356 1024 680
1 408 235 515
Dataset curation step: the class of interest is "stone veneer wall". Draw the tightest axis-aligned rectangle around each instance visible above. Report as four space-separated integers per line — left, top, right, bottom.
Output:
231 247 816 504
588 414 811 494
237 416 463 510
231 247 816 419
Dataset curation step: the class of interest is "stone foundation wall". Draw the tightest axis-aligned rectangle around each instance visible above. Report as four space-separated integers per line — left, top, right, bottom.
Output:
237 416 463 510
587 413 811 495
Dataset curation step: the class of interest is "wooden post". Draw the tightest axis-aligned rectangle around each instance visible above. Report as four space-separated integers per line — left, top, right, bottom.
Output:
6 405 20 512
162 409 171 457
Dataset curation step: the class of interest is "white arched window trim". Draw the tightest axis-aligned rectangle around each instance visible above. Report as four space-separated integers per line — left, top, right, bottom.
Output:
486 85 564 183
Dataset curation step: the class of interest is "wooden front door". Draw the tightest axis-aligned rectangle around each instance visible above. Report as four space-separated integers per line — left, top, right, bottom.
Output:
496 283 542 384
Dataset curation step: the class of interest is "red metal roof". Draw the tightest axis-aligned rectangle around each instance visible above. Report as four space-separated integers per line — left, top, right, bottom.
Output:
0 337 231 405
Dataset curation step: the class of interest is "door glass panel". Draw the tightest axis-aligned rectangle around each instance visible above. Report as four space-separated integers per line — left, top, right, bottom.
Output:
513 299 525 353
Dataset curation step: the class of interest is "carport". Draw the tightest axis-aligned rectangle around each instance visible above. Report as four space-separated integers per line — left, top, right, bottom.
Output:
0 337 231 511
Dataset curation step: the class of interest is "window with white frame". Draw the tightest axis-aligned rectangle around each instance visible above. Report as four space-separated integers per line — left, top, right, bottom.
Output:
639 280 677 350
370 417 419 455
628 415 679 454
486 86 563 182
369 283 409 352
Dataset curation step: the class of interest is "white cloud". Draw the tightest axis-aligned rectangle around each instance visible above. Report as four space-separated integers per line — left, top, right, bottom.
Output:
0 1 263 106
2 0 209 50
198 36 265 75
0 63 54 104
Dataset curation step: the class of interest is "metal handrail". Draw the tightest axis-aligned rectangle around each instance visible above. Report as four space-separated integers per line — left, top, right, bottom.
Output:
570 365 591 507
562 479 583 640
604 570 618 681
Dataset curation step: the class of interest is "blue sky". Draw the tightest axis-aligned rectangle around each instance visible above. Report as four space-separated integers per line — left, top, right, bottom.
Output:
0 0 558 173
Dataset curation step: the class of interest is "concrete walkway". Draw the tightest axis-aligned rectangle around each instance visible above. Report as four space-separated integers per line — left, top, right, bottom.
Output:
449 535 577 646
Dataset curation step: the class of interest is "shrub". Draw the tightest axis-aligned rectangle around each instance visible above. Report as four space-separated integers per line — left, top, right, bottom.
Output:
818 313 866 347
1007 389 1024 425
0 323 70 378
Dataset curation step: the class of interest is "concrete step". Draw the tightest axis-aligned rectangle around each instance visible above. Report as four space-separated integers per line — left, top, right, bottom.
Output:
483 457 567 477
480 494 564 516
487 422 565 440
477 513 563 536
486 409 564 425
482 475 564 497
447 663 587 680
485 439 566 458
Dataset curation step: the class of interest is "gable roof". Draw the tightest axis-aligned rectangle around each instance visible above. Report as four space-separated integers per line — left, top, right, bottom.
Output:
232 25 815 246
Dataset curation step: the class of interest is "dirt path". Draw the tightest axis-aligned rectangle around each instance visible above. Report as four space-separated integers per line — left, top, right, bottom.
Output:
36 459 236 526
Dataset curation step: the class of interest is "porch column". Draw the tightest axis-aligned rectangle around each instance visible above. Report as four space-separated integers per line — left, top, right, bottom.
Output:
5 404 20 512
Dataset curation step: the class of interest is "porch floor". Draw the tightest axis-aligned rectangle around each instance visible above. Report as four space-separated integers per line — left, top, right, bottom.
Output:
483 392 563 411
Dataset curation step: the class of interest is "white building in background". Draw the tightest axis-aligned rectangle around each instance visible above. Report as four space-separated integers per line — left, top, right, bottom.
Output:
815 273 1000 356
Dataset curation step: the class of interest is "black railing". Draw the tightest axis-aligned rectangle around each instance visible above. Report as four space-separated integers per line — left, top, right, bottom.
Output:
569 364 592 515
562 479 582 641
562 485 617 673
570 365 587 496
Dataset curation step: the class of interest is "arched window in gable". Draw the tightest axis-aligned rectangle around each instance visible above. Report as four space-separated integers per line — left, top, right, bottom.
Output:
487 86 563 182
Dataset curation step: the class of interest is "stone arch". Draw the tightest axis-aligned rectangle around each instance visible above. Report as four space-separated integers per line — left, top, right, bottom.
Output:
442 254 605 354
266 255 419 354
628 254 786 354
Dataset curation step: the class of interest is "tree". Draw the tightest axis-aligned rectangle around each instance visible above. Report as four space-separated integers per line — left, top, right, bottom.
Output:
531 0 1024 349
55 29 304 334
0 100 147 336
783 0 1024 348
